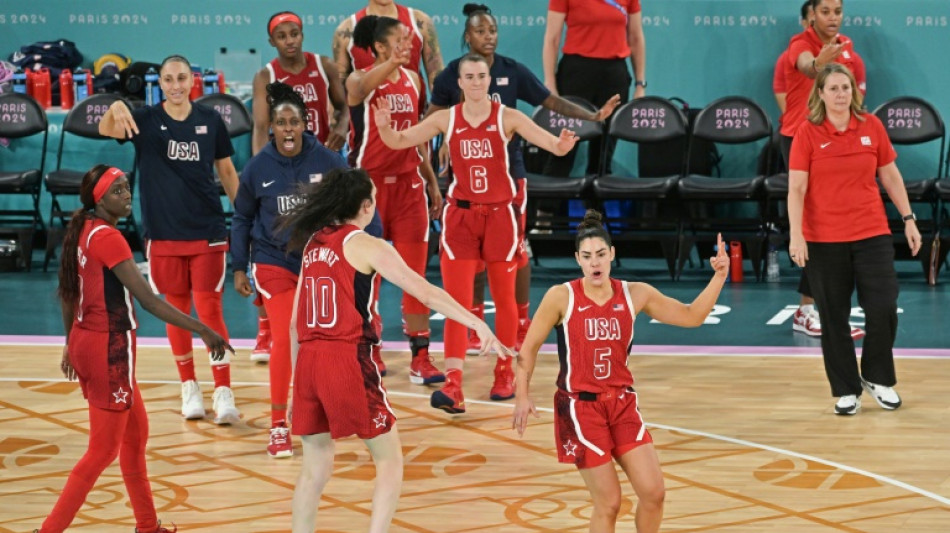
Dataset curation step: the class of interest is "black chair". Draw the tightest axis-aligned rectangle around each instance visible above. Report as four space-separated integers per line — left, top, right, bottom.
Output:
522 96 603 259
591 97 689 278
44 93 138 270
195 93 253 228
872 97 944 281
0 93 48 271
676 96 773 280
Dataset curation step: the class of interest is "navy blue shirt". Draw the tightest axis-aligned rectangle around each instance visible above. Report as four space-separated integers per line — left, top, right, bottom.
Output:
231 133 347 273
127 103 234 241
431 54 550 178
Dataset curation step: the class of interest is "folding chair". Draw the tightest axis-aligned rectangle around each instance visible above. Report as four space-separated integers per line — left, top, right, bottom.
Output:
195 93 253 229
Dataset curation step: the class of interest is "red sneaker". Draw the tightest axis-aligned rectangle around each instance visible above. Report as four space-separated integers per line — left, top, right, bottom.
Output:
267 424 293 458
515 318 531 351
371 346 387 377
431 370 465 413
409 347 445 385
466 328 483 355
251 327 271 363
490 361 515 401
135 521 178 533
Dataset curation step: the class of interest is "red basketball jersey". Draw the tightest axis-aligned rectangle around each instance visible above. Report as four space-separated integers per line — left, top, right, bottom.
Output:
296 225 381 345
555 278 635 393
349 4 424 82
267 52 331 144
74 219 137 332
348 66 422 174
445 101 516 204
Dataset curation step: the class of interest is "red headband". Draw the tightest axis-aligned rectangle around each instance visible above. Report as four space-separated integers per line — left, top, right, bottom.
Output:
269 13 302 35
93 167 125 204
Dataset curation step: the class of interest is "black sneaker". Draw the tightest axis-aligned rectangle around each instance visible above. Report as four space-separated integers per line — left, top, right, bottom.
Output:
861 379 902 410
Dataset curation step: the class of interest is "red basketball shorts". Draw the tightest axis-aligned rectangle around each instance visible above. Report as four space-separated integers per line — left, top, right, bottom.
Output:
291 341 394 439
69 327 138 411
553 387 653 469
370 168 429 243
146 240 228 295
251 263 298 300
440 201 519 262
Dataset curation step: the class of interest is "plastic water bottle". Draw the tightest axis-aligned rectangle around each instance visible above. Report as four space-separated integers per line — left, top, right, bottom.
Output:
59 69 74 110
74 68 89 102
766 246 781 282
12 68 28 94
203 70 219 94
145 67 160 106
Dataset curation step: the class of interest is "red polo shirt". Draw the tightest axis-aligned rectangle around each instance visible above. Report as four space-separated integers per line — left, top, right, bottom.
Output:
789 113 896 242
550 0 641 59
780 27 866 137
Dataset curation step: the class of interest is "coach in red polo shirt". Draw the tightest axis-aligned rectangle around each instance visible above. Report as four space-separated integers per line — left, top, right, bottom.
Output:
788 63 921 417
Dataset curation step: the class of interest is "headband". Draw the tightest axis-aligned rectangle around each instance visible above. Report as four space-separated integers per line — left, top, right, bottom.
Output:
93 167 125 204
269 13 302 36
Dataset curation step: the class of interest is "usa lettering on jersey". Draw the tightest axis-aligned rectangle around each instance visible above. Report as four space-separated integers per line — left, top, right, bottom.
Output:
276 194 303 215
303 246 340 268
385 93 415 114
585 317 622 341
167 140 200 161
459 138 494 159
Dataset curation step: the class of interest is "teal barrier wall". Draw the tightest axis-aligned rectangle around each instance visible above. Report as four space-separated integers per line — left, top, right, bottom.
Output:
2 1 948 179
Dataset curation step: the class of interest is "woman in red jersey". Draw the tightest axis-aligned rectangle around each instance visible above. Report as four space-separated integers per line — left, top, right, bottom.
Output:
512 210 729 533
374 53 578 413
788 63 920 416
39 165 231 533
283 167 508 533
347 15 445 385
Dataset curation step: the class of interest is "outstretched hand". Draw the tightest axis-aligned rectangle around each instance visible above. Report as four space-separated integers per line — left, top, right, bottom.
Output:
710 233 730 276
474 322 514 360
595 94 622 121
371 96 393 130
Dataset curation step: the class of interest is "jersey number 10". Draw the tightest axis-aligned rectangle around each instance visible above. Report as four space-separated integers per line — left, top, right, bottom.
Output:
304 276 338 328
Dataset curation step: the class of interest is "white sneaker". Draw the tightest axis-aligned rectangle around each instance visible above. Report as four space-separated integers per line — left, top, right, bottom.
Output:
181 380 205 419
212 386 242 425
834 394 861 416
861 379 902 410
792 307 822 336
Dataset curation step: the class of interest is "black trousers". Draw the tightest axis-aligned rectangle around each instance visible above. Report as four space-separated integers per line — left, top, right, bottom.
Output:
781 134 813 298
542 54 631 177
807 235 899 397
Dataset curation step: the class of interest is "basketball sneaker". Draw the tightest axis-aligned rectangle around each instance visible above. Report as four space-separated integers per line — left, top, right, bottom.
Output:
834 394 861 416
212 386 241 425
250 327 271 363
180 380 205 420
431 370 465 413
135 521 178 532
490 360 515 401
515 318 531 352
466 328 483 355
792 307 822 336
267 424 293 458
371 346 387 377
861 379 902 410
409 347 445 385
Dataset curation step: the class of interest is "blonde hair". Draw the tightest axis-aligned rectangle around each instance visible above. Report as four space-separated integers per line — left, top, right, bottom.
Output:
807 62 865 125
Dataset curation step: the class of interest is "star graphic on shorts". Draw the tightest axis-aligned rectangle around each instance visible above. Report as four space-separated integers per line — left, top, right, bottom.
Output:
113 387 129 404
374 412 388 428
563 439 578 456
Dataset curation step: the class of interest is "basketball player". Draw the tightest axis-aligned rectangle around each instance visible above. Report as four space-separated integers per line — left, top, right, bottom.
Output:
347 15 443 384
233 83 348 458
374 54 577 412
99 54 241 425
282 167 508 533
512 210 729 533
40 165 231 533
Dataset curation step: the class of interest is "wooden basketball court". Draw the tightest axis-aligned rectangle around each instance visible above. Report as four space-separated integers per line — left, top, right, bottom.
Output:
1 344 948 532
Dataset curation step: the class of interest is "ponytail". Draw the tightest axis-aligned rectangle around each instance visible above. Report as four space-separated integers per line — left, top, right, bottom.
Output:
58 164 113 309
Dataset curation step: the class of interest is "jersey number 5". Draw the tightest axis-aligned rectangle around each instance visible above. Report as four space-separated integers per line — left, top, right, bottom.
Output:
304 276 337 328
593 347 611 380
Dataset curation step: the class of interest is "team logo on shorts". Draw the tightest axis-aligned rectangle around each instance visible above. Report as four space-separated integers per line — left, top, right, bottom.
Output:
374 412 388 428
563 439 577 456
113 387 129 404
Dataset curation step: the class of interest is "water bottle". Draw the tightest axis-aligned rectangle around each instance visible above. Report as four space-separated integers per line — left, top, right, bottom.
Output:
189 71 203 101
33 69 52 109
766 246 781 282
144 67 160 106
203 70 218 94
729 240 744 283
59 69 74 110
217 71 226 94
12 68 28 94
74 68 89 102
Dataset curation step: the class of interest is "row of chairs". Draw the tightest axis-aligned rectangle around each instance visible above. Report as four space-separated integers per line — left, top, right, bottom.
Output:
522 94 948 281
0 91 252 271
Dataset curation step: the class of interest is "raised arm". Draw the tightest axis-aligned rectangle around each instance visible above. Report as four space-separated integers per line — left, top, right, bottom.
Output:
332 17 355 83
636 234 729 327
414 9 444 89
878 161 922 256
111 260 233 358
542 10 566 95
345 43 410 105
512 284 567 436
372 96 447 150
251 68 272 155
98 100 138 139
541 93 621 122
321 56 349 151
505 107 577 156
